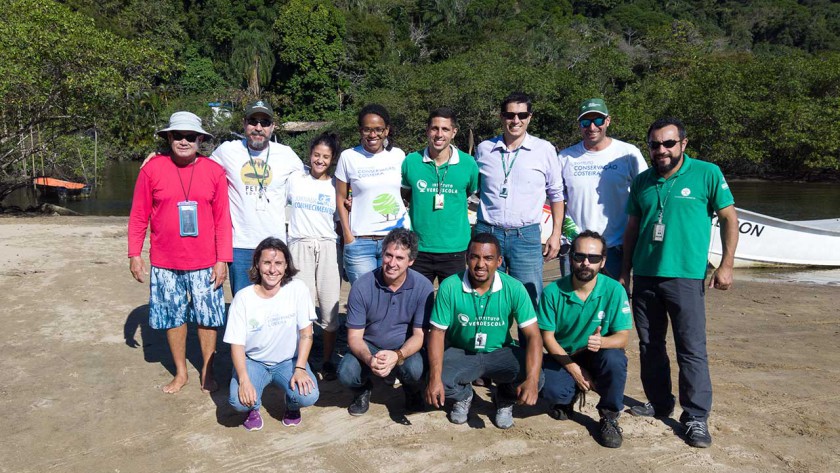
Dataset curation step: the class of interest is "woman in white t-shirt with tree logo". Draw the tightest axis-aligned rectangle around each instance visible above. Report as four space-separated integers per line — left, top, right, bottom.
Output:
224 238 319 431
287 133 342 381
335 104 410 284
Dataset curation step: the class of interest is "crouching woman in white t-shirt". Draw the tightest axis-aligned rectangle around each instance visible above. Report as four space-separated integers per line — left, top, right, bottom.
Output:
224 237 320 431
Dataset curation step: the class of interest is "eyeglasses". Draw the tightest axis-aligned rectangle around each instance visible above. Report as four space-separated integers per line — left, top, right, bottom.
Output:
571 252 604 264
648 139 681 149
246 118 273 127
579 117 607 128
501 112 531 120
170 132 200 143
360 127 387 135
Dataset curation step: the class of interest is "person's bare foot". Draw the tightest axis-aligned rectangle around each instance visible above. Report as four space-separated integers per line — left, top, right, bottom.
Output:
162 374 188 394
200 361 217 394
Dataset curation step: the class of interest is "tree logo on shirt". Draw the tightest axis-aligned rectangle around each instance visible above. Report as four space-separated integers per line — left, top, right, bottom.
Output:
240 159 274 186
681 187 691 197
457 313 470 326
373 193 400 220
248 319 261 330
416 180 428 192
597 311 605 321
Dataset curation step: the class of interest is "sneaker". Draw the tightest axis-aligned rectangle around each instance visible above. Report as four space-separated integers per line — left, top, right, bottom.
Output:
548 402 575 420
243 409 263 431
348 384 372 416
684 418 712 448
629 402 674 418
404 387 425 413
282 408 302 427
494 397 516 430
321 361 337 381
449 390 473 424
599 410 623 448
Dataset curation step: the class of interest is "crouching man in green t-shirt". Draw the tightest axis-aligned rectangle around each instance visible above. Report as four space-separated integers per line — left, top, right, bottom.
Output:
538 231 633 448
425 233 544 429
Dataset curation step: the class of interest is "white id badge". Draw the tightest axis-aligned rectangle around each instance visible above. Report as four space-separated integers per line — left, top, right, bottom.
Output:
474 332 487 350
178 201 198 237
499 187 509 198
256 190 267 211
434 193 445 210
653 223 665 242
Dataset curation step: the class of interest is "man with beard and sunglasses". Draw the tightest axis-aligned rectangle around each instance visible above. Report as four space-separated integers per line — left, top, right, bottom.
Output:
620 117 739 449
211 100 304 295
538 231 632 448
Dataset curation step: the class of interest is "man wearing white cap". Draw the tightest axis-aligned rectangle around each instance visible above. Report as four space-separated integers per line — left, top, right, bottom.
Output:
128 111 233 394
210 101 304 295
557 98 648 279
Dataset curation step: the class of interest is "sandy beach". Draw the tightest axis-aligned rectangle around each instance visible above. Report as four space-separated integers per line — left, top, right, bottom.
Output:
0 216 838 473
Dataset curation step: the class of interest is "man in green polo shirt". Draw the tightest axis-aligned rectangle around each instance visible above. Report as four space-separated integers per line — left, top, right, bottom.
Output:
620 117 739 448
539 230 632 448
401 107 479 284
425 232 543 429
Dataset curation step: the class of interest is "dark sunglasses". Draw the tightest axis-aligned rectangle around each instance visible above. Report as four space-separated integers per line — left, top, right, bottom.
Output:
170 132 200 143
571 252 604 264
501 111 531 120
579 117 607 128
247 118 273 127
648 139 680 149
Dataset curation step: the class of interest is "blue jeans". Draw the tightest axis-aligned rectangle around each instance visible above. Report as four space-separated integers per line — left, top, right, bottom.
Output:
229 247 255 296
228 357 320 412
441 345 544 402
632 276 710 421
342 238 384 284
542 349 627 413
559 246 624 281
338 341 425 391
475 222 543 308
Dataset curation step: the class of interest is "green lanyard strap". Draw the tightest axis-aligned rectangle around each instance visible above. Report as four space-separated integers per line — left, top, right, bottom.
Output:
655 175 679 223
500 147 520 185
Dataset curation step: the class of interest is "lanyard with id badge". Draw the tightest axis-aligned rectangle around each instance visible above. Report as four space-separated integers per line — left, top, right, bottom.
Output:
177 160 199 237
653 176 679 242
432 148 452 211
498 147 520 199
249 143 271 211
472 290 494 351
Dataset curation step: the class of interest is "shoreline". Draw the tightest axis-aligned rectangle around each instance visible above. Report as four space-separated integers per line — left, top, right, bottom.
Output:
1 216 838 472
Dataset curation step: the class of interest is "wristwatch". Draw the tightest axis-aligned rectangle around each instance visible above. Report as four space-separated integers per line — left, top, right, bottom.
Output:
396 349 405 366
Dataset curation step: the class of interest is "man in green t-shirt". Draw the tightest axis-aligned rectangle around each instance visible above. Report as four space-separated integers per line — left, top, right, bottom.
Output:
401 107 479 284
539 231 632 448
620 117 739 449
425 232 543 429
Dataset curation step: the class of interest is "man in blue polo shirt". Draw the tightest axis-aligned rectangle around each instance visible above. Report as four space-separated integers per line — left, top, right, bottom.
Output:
539 230 633 448
338 228 435 416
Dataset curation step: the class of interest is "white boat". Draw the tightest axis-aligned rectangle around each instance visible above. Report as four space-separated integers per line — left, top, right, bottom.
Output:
708 208 840 268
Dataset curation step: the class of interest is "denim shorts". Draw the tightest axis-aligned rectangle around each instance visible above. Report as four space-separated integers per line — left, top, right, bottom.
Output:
149 266 226 330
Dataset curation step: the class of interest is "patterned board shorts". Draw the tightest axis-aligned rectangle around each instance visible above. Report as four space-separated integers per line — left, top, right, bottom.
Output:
149 266 226 330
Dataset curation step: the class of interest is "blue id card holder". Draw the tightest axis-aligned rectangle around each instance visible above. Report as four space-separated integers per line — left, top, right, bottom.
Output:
178 201 198 237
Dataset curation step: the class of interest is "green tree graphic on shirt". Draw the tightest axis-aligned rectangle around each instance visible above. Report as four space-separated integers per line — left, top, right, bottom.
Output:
373 193 399 221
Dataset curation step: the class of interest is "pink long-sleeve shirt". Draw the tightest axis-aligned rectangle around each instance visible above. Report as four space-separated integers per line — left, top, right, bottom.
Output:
128 154 233 270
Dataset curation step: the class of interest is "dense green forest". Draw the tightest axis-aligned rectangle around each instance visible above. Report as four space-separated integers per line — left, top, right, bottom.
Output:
2 0 839 198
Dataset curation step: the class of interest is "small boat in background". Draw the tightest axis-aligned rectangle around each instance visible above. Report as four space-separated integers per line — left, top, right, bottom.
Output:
709 208 840 268
33 177 92 200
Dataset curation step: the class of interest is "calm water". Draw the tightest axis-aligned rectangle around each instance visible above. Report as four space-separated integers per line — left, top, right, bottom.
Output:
50 162 840 221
